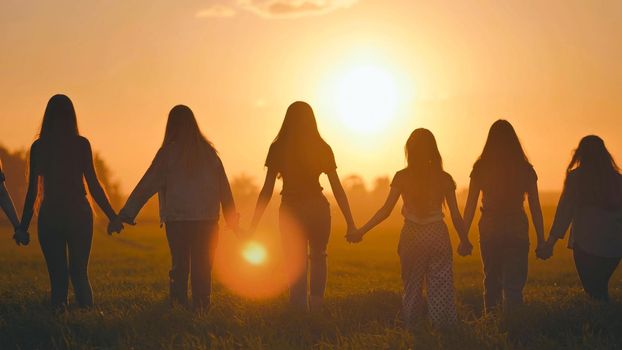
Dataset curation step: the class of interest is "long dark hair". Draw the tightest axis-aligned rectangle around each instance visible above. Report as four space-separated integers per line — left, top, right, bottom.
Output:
404 128 447 212
162 105 216 171
270 101 330 173
565 135 621 209
39 94 80 141
34 94 82 211
478 120 530 166
474 119 532 190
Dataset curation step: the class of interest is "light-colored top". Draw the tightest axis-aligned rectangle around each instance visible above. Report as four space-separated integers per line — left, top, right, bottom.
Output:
391 169 455 225
120 142 237 226
549 171 622 258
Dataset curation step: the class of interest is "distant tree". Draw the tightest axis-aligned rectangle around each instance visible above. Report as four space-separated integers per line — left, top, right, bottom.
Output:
92 153 123 209
343 174 367 196
231 174 259 207
370 176 391 203
90 153 123 221
230 174 260 225
342 174 369 217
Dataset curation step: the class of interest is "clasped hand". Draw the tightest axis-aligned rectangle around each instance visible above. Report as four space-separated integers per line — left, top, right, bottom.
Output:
535 240 554 260
13 227 30 246
457 240 473 256
345 226 363 243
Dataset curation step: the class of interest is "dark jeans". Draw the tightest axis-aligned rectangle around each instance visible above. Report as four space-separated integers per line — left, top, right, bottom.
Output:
573 245 621 302
38 200 94 309
165 220 218 308
479 212 529 311
280 195 331 307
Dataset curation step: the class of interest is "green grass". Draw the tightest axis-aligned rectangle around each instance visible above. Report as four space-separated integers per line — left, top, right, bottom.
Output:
1 211 621 349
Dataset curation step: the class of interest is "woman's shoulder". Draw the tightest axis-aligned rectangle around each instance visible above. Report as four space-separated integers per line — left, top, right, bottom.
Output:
441 171 456 190
442 170 454 181
393 168 410 179
155 143 176 162
323 142 334 154
29 138 47 155
470 159 484 178
522 162 537 181
566 169 580 181
66 136 91 151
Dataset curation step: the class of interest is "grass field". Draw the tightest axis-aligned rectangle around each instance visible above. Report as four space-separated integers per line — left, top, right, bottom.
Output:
1 206 621 349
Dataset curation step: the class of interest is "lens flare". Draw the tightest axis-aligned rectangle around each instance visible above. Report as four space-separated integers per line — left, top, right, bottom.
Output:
213 225 306 300
242 241 267 265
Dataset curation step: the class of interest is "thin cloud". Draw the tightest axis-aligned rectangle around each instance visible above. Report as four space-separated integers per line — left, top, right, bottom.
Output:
196 0 358 19
196 4 237 18
238 0 359 18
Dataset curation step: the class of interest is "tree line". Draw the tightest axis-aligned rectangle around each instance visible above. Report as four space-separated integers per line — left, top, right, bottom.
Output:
0 144 406 228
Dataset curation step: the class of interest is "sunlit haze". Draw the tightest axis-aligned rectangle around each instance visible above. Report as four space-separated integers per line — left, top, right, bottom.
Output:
1 1 621 193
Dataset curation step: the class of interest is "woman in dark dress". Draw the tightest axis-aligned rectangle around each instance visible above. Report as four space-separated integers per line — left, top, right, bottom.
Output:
19 94 123 310
249 101 356 311
463 120 545 313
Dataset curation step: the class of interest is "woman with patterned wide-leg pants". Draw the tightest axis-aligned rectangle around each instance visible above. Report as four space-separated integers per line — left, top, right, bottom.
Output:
398 220 457 326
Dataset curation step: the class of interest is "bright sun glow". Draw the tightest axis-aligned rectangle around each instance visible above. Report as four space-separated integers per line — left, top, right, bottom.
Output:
242 241 267 266
331 64 400 134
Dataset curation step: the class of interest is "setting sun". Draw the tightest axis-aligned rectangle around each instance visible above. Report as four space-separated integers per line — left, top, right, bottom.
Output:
329 64 400 134
2 1 622 348
242 241 267 266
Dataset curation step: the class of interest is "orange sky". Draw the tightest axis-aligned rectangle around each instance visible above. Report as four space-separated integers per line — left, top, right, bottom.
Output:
1 0 621 193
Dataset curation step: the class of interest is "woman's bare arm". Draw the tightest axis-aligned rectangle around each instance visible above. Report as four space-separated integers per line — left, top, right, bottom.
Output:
0 182 20 228
83 140 117 221
356 187 400 237
463 178 481 235
327 170 356 230
445 189 468 242
249 168 278 231
527 182 545 245
20 144 40 231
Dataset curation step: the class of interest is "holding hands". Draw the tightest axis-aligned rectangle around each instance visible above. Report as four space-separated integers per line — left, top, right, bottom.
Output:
107 211 138 235
345 225 363 243
13 227 30 246
457 239 473 256
107 214 125 235
536 239 555 260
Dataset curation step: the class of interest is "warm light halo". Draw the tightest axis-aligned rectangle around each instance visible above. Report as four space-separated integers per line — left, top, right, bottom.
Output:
242 241 267 265
330 63 400 134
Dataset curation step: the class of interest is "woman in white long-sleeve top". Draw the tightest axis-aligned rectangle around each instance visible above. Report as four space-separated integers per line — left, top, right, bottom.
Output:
543 135 622 301
119 105 240 310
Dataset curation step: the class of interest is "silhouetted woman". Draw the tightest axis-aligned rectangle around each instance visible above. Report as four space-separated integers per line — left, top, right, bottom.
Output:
544 136 622 301
348 128 472 326
463 120 545 313
119 105 239 309
0 159 29 245
19 94 123 310
250 101 356 311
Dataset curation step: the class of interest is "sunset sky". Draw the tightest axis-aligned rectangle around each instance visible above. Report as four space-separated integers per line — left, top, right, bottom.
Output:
1 0 621 193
